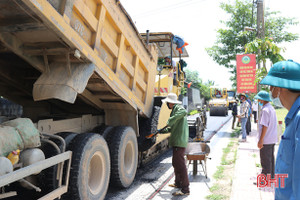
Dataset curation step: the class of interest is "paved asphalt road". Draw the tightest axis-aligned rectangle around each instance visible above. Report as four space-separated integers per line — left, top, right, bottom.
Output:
188 111 233 140
105 111 233 200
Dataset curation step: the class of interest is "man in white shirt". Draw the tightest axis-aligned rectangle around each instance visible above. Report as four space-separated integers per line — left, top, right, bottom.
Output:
237 93 250 142
255 91 277 178
252 99 258 123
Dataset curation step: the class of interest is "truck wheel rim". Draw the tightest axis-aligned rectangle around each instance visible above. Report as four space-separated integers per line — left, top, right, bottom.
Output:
124 140 134 174
89 151 105 195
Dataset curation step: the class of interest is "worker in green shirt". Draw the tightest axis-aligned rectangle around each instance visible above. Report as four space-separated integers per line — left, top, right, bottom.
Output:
159 93 190 196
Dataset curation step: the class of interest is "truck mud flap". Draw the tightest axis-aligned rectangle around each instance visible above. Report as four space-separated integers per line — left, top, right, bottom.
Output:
138 106 160 152
33 63 94 103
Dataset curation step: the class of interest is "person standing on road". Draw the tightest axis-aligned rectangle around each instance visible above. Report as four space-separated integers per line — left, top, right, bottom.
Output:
252 99 258 123
158 93 190 196
254 91 277 178
237 93 249 142
232 99 238 129
260 60 300 199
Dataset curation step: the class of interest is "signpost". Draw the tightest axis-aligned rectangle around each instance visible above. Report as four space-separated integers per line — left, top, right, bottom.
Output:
236 54 257 93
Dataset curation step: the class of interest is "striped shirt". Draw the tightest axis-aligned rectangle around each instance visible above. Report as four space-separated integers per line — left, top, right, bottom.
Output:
239 101 249 118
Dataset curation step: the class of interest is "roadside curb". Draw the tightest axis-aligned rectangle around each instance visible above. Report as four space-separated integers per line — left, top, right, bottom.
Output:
205 115 232 141
230 122 276 200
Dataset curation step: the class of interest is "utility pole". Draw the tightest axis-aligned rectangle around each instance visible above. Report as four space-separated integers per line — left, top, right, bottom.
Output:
257 0 264 121
257 0 265 39
257 0 265 89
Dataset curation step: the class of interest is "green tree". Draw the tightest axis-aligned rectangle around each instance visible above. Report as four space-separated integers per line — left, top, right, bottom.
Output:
185 70 201 87
185 69 214 102
206 0 299 87
199 81 214 103
245 37 284 85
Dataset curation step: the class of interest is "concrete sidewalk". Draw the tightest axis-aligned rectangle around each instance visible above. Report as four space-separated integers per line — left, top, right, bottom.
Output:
230 122 277 200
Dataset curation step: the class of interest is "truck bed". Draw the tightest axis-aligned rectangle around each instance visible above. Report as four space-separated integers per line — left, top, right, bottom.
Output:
0 0 158 122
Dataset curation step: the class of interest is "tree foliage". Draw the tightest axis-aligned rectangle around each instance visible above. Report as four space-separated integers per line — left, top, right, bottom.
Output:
206 0 299 87
185 69 214 102
245 37 284 85
245 37 284 64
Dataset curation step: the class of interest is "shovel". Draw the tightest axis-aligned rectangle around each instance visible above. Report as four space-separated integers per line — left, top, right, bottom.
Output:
145 125 168 139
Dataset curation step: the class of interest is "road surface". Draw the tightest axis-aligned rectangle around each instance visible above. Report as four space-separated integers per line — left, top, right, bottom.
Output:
105 111 233 200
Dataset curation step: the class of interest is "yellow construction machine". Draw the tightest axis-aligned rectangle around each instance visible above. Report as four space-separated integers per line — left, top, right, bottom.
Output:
142 32 207 161
208 87 229 116
139 32 189 163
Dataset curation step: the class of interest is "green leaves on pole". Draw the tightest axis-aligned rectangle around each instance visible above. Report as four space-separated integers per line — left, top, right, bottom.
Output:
245 37 285 88
245 37 285 66
206 0 299 88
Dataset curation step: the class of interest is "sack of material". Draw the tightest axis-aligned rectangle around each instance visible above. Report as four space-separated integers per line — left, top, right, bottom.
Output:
0 118 41 157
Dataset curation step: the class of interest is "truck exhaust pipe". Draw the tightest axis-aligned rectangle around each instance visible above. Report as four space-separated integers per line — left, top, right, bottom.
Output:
146 30 150 45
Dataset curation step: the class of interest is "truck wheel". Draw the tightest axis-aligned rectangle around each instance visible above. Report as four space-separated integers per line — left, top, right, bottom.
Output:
107 126 138 188
66 133 110 200
92 125 113 140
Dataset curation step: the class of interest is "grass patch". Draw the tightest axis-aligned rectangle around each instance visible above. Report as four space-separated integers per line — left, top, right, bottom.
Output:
227 141 234 148
233 148 237 164
256 163 262 168
209 184 220 192
206 194 227 200
231 127 241 138
221 140 237 165
275 108 288 131
206 133 239 200
213 166 225 179
223 147 230 154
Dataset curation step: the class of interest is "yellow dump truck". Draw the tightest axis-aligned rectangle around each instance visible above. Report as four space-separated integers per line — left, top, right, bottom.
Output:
0 1 187 199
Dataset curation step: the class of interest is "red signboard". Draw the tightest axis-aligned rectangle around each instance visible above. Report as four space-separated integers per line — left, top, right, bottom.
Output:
236 54 257 93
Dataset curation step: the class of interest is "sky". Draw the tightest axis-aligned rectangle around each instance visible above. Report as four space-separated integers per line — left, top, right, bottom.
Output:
120 0 300 89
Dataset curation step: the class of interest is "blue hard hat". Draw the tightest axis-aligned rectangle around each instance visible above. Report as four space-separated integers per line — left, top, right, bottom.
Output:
260 60 300 90
254 90 272 102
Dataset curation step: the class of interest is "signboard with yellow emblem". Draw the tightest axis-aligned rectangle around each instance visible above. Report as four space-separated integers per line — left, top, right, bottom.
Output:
236 54 257 93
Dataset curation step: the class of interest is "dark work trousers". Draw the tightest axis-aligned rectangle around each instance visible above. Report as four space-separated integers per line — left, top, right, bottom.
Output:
232 115 237 129
246 116 251 135
172 147 190 193
260 144 275 178
253 111 257 123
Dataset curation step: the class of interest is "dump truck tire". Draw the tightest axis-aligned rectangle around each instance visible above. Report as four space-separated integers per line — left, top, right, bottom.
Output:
66 133 110 200
107 126 138 188
92 125 114 140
